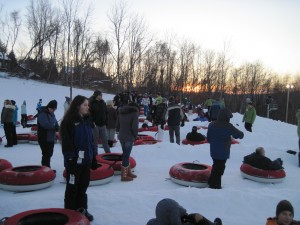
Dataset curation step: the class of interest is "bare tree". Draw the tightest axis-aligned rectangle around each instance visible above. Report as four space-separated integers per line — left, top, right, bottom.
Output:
9 11 21 52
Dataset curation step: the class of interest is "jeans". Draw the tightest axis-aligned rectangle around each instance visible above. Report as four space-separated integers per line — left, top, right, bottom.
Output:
96 125 110 153
106 128 116 141
120 141 134 167
144 105 149 116
168 125 180 145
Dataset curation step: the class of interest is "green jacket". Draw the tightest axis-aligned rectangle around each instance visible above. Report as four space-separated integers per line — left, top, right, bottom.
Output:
243 106 256 124
204 99 214 108
155 96 163 105
296 111 300 138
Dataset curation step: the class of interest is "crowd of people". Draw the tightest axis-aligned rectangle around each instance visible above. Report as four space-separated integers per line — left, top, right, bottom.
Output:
1 90 299 224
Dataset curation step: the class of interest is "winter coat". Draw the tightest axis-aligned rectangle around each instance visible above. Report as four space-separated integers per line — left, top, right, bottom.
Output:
207 108 244 160
204 99 214 108
13 105 18 125
21 101 27 115
208 101 222 120
146 198 214 225
116 105 139 142
142 97 150 106
155 96 163 105
165 102 184 126
186 131 206 142
1 105 15 123
60 114 95 166
37 108 59 143
89 99 108 127
243 106 256 124
296 110 300 138
243 152 283 170
106 106 118 129
266 217 300 225
153 103 167 125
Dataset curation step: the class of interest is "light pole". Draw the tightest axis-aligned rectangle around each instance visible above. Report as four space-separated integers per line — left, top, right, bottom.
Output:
70 56 73 100
285 84 294 122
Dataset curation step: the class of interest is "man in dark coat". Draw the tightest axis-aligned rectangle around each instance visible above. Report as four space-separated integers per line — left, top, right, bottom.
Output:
186 126 206 142
208 99 222 122
207 108 244 189
89 90 110 153
243 147 283 170
165 96 185 145
37 100 59 168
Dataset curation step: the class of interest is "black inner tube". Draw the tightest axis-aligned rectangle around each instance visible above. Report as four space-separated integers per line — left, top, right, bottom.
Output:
12 166 41 172
19 212 68 225
102 155 122 161
182 163 207 170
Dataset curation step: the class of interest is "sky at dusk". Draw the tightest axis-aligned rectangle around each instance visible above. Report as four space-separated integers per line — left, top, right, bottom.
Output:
1 0 300 75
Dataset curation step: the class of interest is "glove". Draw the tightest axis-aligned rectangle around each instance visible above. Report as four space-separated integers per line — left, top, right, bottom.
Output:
66 159 77 174
91 157 100 170
181 213 202 224
181 121 185 127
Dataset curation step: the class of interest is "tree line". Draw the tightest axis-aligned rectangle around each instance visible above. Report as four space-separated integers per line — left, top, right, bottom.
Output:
0 0 299 124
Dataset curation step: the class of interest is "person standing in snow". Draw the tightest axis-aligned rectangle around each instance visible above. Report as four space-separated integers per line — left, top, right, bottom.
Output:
60 95 97 222
141 93 150 116
64 96 71 114
208 99 222 122
106 100 118 147
37 100 59 168
207 108 244 189
153 97 168 141
1 100 15 147
266 200 300 225
11 100 18 145
20 100 27 128
165 96 185 145
146 198 222 225
296 109 300 167
116 102 139 182
243 102 256 132
89 90 110 154
34 99 43 118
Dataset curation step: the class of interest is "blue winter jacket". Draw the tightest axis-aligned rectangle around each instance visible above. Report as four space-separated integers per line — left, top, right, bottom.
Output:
60 114 95 166
13 105 18 125
37 108 59 142
207 108 244 160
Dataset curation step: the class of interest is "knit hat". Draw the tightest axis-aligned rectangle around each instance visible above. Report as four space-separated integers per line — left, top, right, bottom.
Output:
192 126 197 132
47 100 57 109
276 200 294 217
93 90 102 96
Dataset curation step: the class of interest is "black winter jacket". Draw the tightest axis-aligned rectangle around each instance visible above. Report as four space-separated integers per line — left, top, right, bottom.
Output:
186 131 206 142
243 152 283 170
165 102 184 126
89 99 108 126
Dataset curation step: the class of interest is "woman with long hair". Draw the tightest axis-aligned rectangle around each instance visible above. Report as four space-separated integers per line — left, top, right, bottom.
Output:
60 95 98 221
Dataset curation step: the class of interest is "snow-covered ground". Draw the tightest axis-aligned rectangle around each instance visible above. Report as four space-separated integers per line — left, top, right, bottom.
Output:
0 73 299 225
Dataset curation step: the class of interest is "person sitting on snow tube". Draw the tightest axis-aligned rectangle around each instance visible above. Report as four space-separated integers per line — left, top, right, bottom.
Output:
266 200 300 225
146 198 222 225
243 147 283 170
186 126 206 142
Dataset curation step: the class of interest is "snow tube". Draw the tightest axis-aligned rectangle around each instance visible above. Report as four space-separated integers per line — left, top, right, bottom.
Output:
98 139 117 148
28 134 39 145
31 126 38 134
181 139 208 145
17 133 31 143
139 111 144 115
63 163 114 186
169 162 212 188
134 139 159 145
1 208 90 225
0 165 56 192
231 139 240 144
0 159 13 172
240 163 286 183
96 153 136 175
138 126 169 132
27 114 35 121
138 117 146 123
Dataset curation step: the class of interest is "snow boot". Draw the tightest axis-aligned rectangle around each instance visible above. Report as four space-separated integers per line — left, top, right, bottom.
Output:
77 208 94 221
108 140 114 148
127 163 137 178
214 218 222 225
121 166 133 182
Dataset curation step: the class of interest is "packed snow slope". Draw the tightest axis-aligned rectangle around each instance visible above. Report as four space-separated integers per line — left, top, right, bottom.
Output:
0 73 299 225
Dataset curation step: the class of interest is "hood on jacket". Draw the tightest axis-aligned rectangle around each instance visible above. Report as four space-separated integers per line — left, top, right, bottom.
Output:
154 198 187 225
119 104 138 115
217 108 233 122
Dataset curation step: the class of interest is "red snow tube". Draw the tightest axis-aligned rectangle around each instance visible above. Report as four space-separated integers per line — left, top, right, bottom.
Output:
0 159 13 172
240 163 286 183
31 126 38 134
28 134 39 144
139 111 144 115
96 153 136 175
1 208 90 225
17 133 31 143
182 139 208 145
27 114 35 121
63 163 114 186
138 117 146 123
0 165 56 192
169 162 212 188
134 134 158 145
231 139 239 144
138 126 169 132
